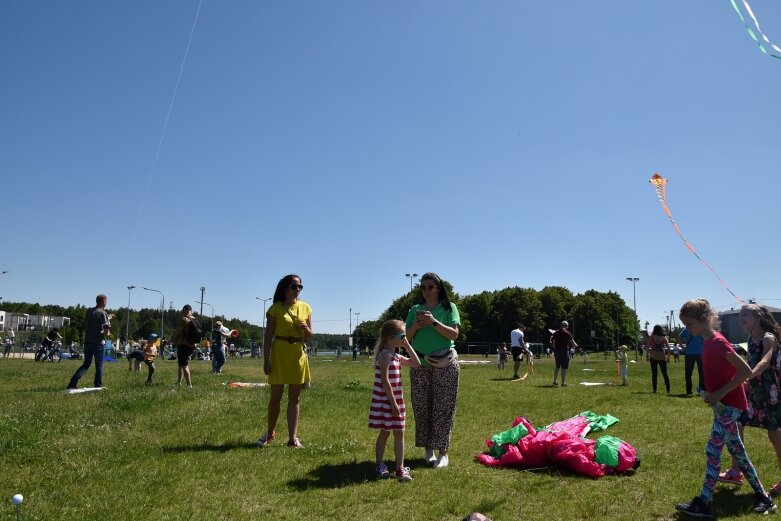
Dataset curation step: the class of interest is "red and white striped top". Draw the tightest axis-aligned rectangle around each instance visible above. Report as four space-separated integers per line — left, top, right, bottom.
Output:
368 352 406 431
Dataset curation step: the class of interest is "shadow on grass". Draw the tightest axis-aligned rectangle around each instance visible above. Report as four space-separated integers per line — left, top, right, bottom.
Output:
162 441 257 453
490 378 515 382
287 458 432 490
711 487 756 519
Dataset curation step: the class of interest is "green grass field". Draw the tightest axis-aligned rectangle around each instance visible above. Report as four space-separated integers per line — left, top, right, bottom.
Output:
0 354 778 520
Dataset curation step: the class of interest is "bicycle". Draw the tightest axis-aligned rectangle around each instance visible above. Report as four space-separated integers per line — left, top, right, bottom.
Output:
34 342 62 363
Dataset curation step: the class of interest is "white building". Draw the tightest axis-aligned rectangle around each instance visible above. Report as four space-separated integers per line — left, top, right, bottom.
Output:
0 313 70 332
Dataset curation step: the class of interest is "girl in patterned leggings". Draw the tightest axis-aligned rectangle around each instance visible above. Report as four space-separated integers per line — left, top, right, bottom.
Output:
675 299 776 519
369 320 421 482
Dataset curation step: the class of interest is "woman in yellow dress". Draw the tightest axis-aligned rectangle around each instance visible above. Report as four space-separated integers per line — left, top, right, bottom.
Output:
256 274 312 449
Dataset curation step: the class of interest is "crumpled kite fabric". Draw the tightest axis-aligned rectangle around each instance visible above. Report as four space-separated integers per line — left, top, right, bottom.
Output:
476 411 639 478
649 173 745 304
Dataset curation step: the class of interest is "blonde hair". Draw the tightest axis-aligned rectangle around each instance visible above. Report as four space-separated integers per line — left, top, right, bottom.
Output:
374 319 405 356
679 299 720 329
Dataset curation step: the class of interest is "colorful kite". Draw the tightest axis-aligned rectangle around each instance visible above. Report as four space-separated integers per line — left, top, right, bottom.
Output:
730 0 781 59
649 174 745 304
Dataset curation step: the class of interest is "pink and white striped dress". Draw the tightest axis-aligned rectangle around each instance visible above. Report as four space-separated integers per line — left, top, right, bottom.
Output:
368 353 406 431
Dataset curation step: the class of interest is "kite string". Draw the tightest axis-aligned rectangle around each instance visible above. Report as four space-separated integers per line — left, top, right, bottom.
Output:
650 179 745 304
129 0 205 247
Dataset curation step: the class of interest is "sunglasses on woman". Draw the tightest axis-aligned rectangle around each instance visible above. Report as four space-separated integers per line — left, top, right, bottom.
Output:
289 284 304 290
421 284 438 291
391 333 406 340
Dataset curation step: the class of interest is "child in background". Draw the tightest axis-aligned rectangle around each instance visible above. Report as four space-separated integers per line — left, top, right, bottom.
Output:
143 334 159 385
675 299 776 519
127 341 145 371
369 320 421 482
719 304 781 495
616 345 629 386
498 346 509 370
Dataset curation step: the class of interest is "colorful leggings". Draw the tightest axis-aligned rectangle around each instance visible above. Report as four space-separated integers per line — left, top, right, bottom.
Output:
700 405 766 503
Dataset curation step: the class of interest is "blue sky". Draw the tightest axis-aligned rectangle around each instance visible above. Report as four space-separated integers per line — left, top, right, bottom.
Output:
1 1 780 334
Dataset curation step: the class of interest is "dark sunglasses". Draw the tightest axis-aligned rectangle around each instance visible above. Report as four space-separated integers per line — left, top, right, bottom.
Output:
421 284 438 291
391 333 406 340
289 284 304 290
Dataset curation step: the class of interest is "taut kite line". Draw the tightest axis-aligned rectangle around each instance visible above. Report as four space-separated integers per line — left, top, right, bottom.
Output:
649 173 745 304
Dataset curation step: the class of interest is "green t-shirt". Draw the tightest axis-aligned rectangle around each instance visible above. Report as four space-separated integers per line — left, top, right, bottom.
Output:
406 302 461 357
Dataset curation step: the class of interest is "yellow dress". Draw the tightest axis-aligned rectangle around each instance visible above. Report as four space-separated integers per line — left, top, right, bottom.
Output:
267 300 311 385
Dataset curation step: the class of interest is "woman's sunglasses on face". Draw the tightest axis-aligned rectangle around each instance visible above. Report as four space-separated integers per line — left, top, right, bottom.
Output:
392 333 406 340
421 284 437 291
289 284 304 291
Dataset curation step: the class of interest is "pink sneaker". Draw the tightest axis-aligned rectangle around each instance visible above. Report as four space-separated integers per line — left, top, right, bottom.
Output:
396 467 412 482
718 468 744 486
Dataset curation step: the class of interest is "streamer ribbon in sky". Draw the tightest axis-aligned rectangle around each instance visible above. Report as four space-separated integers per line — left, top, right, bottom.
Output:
730 0 781 59
649 173 745 303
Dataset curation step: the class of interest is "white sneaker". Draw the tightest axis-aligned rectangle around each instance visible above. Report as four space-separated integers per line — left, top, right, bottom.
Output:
433 454 449 469
424 448 436 464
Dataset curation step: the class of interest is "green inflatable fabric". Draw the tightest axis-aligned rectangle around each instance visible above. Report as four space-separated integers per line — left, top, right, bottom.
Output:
594 435 622 467
489 422 529 457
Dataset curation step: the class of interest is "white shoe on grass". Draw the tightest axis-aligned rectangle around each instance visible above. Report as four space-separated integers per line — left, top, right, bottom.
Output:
433 454 449 469
424 448 436 464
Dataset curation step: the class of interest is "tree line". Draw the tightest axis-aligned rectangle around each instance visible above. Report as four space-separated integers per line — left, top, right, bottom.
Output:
352 283 640 351
1 282 640 353
0 301 346 351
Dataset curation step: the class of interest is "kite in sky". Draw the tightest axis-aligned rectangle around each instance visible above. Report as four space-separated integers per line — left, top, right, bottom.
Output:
730 0 781 59
649 174 745 303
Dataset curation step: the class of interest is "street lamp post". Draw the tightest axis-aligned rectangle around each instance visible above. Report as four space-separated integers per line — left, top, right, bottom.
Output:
126 285 136 344
196 300 214 330
404 273 419 292
142 287 166 348
199 287 205 318
626 277 640 361
256 297 271 331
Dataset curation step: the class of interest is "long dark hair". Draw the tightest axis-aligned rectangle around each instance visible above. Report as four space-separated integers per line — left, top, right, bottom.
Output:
742 304 781 345
273 274 302 303
652 324 666 336
417 272 453 311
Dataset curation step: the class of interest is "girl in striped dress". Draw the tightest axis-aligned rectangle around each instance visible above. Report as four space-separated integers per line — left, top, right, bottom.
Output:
369 319 421 481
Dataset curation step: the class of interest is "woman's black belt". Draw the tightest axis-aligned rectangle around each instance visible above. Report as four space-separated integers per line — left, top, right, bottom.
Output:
275 336 304 344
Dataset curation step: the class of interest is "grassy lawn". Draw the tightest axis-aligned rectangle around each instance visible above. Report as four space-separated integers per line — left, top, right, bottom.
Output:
0 354 777 520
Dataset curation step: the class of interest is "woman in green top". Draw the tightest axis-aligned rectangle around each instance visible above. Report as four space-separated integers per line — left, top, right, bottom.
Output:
405 272 461 469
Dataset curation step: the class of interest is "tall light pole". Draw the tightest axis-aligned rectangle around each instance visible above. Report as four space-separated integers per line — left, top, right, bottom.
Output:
126 285 136 344
405 273 419 292
354 312 361 328
256 297 271 356
196 300 214 330
626 277 639 361
256 297 271 331
199 286 205 318
142 287 165 343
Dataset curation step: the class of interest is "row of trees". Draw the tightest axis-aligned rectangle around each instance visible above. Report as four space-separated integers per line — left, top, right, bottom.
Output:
353 283 641 351
1 282 642 352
